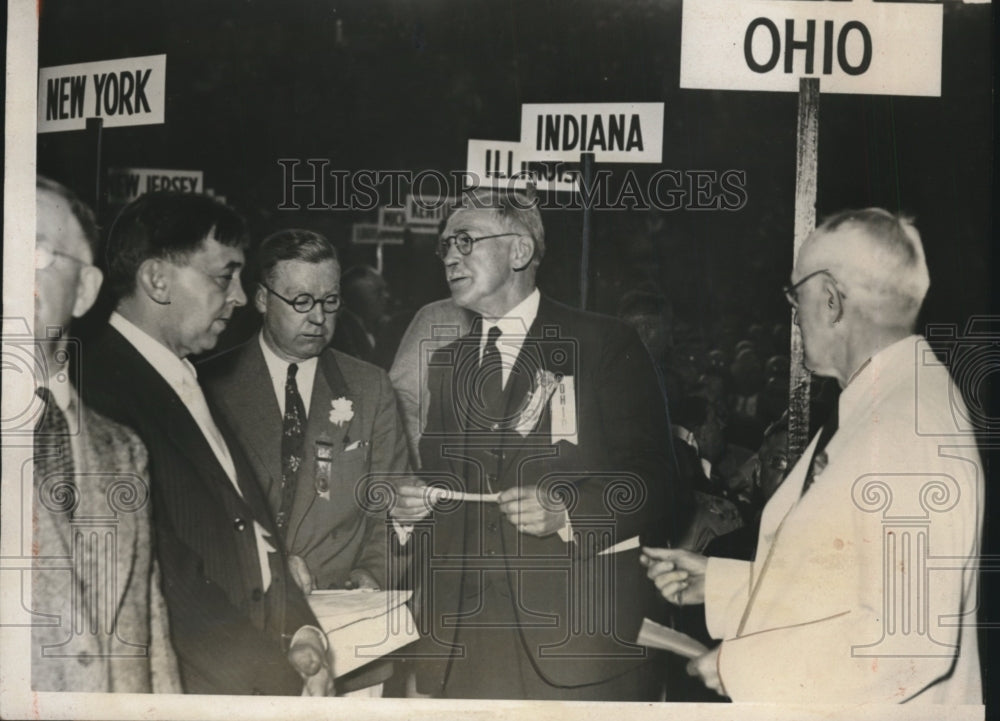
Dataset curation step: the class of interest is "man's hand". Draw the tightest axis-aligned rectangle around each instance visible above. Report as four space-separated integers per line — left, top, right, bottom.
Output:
391 477 434 523
287 627 335 696
287 554 315 595
687 645 726 697
498 486 567 537
640 546 708 605
344 568 380 591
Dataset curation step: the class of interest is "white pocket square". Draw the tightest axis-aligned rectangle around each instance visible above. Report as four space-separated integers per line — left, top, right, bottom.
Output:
344 439 368 452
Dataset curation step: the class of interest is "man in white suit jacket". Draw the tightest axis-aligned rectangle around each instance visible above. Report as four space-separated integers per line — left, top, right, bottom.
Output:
644 208 982 705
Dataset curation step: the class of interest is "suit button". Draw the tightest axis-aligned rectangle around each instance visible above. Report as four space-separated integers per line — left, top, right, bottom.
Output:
234 518 247 532
251 588 263 601
487 549 496 556
487 522 498 532
486 474 497 483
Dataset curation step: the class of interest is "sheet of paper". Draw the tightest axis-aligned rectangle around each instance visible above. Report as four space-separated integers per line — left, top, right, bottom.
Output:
428 488 500 503
308 589 412 631
597 535 640 556
636 617 710 659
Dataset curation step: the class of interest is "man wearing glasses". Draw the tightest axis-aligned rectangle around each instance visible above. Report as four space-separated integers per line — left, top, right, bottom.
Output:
82 194 333 696
203 229 409 601
391 189 683 700
30 176 181 692
644 209 983 705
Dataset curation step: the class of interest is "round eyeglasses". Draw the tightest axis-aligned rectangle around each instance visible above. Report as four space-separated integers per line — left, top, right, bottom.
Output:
261 282 341 314
782 268 843 307
436 232 519 259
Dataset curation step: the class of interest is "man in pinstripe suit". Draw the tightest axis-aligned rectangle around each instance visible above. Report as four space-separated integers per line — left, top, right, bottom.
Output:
82 192 333 695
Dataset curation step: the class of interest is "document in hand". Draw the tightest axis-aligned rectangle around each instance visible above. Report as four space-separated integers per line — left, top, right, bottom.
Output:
636 617 710 659
307 589 419 677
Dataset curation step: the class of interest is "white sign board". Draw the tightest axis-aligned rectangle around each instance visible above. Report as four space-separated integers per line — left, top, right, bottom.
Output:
106 167 203 205
680 0 942 96
466 139 580 193
38 54 167 132
520 103 664 163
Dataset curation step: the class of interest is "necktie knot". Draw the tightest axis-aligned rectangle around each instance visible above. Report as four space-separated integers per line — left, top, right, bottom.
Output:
287 363 299 381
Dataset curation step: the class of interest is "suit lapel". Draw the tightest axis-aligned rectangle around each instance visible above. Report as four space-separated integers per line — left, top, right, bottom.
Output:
75 407 137 614
105 328 257 521
286 351 351 540
496 298 571 481
223 342 283 501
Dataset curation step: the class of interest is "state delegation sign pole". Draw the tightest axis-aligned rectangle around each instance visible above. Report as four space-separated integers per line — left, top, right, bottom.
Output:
86 117 104 217
789 77 820 458
579 151 595 310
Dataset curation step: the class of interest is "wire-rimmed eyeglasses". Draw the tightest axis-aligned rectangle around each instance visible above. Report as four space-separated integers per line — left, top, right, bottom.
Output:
261 282 341 313
782 268 845 307
436 232 519 259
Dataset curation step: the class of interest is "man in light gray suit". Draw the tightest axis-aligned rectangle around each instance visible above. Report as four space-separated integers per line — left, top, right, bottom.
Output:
31 176 180 692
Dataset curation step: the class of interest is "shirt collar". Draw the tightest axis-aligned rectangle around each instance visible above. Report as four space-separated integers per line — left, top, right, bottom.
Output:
837 334 921 420
36 366 76 415
481 288 541 340
258 332 319 383
110 311 199 393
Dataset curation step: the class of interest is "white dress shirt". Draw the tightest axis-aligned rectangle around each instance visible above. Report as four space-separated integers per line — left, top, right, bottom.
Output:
478 288 540 389
109 312 276 591
258 333 319 417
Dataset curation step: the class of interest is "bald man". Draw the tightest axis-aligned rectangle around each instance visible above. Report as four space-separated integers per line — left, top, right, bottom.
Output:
644 209 983 705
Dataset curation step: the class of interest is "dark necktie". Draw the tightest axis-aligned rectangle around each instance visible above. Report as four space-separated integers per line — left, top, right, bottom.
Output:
34 386 76 513
480 326 504 421
277 363 307 532
801 402 839 496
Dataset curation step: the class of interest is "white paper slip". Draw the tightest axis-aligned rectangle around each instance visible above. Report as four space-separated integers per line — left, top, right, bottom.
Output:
597 535 640 556
636 617 709 659
428 488 500 503
306 590 419 678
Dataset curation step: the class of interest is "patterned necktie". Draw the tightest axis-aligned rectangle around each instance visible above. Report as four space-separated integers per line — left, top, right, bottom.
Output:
34 386 76 513
480 326 504 422
801 402 839 496
277 363 307 532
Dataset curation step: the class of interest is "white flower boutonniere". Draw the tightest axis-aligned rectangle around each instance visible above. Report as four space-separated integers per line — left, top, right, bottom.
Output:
514 369 561 437
329 397 354 426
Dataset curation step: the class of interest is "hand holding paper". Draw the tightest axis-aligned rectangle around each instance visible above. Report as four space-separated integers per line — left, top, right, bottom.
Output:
287 626 335 696
389 477 433 522
687 646 725 697
498 485 568 537
640 546 707 605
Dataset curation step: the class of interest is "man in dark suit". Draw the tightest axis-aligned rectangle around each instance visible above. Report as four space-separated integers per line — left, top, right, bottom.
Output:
81 193 333 696
202 230 409 594
391 189 686 700
31 176 181 693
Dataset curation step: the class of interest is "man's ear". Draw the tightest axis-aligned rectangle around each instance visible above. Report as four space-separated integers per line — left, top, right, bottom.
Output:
137 258 172 305
821 277 845 324
72 265 103 318
511 234 536 272
254 284 268 314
